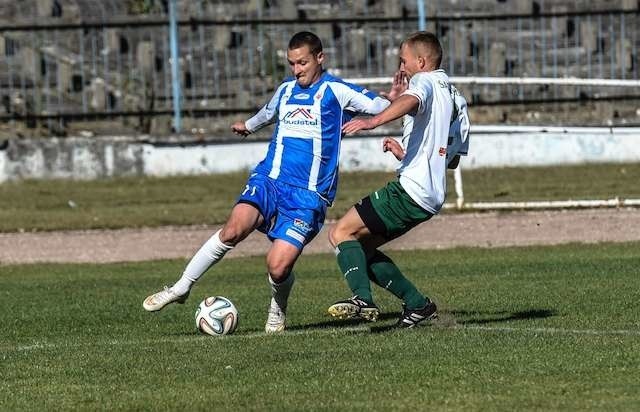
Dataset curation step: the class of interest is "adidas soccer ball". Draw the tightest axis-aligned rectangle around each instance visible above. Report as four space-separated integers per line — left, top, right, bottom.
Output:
195 296 239 336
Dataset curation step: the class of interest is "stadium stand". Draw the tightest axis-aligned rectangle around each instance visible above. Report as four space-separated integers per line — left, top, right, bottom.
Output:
0 0 638 137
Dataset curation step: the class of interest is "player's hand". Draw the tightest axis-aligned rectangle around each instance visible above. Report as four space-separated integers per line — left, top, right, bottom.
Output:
231 121 250 137
382 137 405 160
342 118 376 135
380 70 408 102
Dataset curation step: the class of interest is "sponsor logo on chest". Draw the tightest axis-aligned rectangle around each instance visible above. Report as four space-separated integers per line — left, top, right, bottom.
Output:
281 107 319 127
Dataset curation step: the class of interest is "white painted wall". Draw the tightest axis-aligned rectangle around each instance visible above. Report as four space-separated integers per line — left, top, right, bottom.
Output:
0 151 6 182
138 127 640 177
460 126 640 169
0 127 639 182
142 141 270 176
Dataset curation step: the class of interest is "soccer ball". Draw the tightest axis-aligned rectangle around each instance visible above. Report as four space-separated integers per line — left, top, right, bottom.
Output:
195 296 239 336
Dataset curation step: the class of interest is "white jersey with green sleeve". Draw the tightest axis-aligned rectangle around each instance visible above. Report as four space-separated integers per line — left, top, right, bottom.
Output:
397 69 454 214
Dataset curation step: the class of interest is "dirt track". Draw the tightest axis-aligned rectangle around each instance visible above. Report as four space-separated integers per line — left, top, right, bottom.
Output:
1 208 638 265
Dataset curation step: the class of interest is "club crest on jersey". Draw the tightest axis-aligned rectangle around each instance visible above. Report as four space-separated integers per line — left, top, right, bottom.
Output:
282 108 318 126
439 147 447 156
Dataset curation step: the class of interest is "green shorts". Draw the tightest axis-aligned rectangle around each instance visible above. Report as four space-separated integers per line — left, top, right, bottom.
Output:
354 180 433 240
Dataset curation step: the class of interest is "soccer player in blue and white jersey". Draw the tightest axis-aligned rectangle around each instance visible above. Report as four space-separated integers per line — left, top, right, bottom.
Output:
143 31 394 333
327 31 470 328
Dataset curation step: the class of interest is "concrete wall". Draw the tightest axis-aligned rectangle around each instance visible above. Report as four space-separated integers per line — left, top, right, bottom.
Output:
0 137 144 181
0 127 639 182
0 149 6 183
462 126 640 169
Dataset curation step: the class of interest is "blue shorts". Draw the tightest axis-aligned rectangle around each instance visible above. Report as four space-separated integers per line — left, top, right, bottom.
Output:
237 173 327 249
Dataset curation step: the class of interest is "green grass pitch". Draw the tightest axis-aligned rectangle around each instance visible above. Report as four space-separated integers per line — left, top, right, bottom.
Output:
1 243 639 410
1 163 638 232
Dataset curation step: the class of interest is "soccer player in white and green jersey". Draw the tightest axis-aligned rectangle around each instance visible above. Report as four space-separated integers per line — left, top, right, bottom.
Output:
327 31 470 328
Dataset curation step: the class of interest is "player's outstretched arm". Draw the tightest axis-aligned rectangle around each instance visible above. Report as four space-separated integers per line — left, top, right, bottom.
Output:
243 82 288 134
231 121 251 137
342 94 418 135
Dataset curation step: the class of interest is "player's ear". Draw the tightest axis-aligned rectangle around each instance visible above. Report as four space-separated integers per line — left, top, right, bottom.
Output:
418 55 426 69
315 51 325 65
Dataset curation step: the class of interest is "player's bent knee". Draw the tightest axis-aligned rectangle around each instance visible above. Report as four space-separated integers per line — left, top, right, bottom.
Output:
327 225 339 248
266 262 292 281
266 249 298 281
328 221 353 247
219 226 246 245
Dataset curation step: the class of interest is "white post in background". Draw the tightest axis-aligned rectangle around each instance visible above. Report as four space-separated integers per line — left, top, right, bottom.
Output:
454 166 464 209
169 0 182 133
417 0 426 30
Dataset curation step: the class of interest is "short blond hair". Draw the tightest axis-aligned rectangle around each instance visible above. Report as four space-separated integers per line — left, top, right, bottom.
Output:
402 31 443 69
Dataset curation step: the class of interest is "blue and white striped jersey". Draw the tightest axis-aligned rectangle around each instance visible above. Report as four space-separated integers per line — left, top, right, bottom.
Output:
245 71 389 204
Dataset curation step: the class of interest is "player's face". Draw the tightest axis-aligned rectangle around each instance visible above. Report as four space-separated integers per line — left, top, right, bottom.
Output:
399 43 422 79
287 45 324 88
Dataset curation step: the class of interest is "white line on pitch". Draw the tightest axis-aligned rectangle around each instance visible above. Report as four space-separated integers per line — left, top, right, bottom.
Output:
460 325 640 336
5 324 639 354
5 325 369 353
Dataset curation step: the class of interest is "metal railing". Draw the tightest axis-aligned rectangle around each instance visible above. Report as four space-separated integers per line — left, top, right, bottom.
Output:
0 1 638 136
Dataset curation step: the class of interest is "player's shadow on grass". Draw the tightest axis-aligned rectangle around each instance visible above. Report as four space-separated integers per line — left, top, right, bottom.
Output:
283 309 556 334
367 309 556 333
452 309 556 325
286 312 399 332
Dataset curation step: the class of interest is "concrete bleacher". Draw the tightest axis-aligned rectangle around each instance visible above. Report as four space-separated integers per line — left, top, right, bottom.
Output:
0 0 638 138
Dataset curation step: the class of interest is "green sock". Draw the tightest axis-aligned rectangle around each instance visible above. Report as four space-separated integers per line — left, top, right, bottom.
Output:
336 240 373 304
368 250 427 310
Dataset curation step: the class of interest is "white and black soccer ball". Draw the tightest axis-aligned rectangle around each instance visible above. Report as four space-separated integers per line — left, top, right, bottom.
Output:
195 296 239 336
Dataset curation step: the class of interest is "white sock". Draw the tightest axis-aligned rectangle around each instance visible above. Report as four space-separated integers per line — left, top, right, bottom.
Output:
172 230 233 295
268 272 295 312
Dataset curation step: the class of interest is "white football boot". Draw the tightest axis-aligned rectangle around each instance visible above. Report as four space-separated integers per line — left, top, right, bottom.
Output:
143 286 189 312
264 298 286 333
